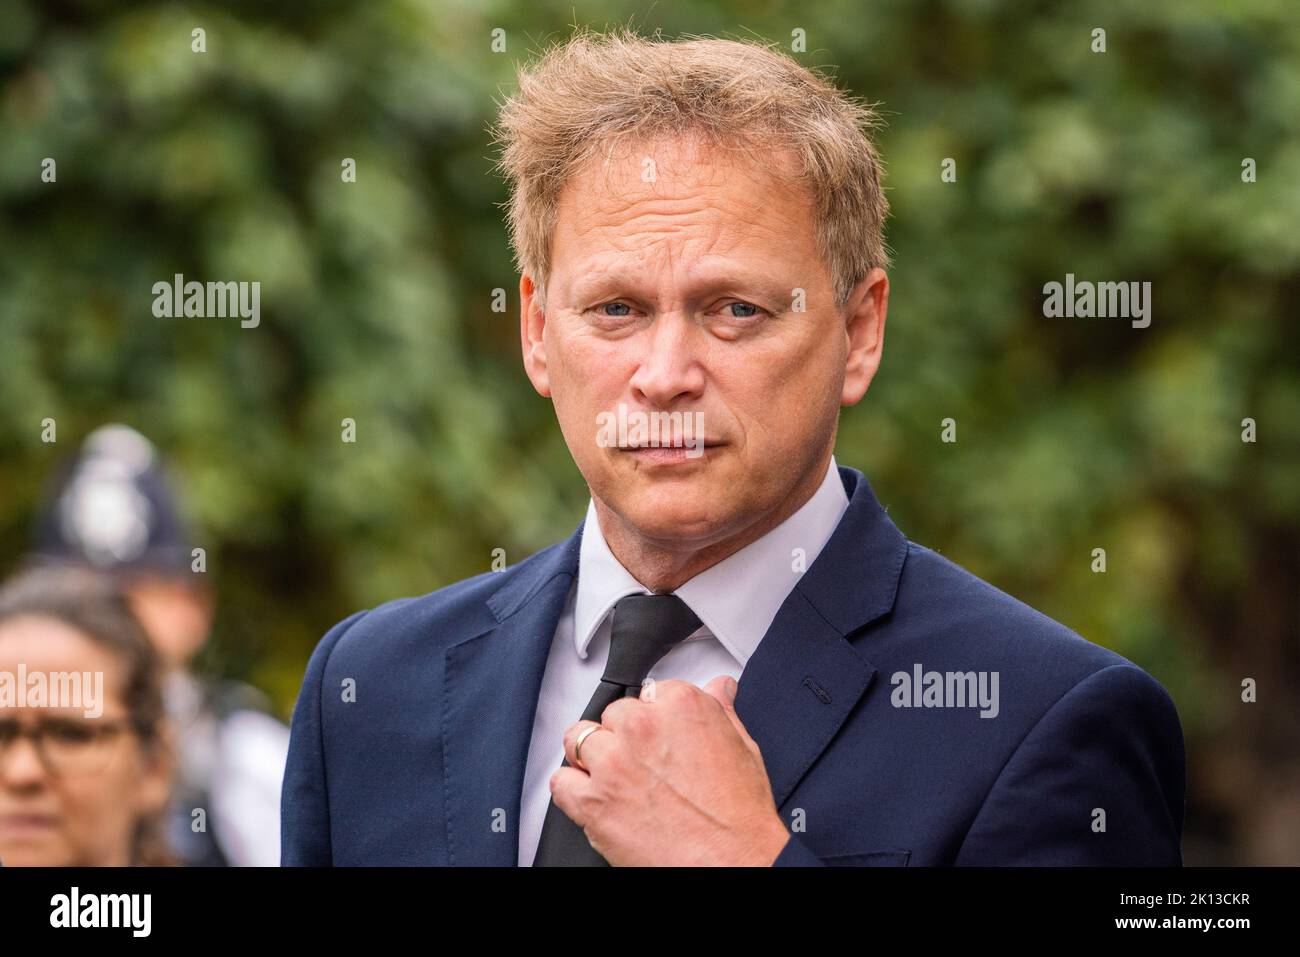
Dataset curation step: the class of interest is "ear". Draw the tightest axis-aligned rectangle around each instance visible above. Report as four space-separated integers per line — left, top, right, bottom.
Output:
520 274 551 398
841 267 889 406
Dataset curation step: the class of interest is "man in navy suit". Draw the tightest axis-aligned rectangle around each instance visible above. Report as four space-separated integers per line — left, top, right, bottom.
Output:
282 30 1184 866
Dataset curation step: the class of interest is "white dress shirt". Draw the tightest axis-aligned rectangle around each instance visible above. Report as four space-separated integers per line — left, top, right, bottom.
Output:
517 455 850 865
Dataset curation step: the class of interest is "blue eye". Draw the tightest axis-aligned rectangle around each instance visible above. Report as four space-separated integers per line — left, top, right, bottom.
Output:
727 302 761 318
600 302 632 317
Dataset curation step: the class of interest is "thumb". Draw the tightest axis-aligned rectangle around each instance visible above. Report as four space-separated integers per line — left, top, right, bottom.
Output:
702 676 760 755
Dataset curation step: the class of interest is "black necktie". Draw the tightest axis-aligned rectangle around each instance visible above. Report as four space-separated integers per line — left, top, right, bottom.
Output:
532 592 702 866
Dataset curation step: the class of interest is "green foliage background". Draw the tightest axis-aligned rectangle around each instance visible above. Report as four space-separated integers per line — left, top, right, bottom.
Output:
1 0 1296 863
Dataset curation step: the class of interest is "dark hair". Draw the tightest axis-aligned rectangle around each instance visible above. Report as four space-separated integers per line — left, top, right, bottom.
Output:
0 565 175 866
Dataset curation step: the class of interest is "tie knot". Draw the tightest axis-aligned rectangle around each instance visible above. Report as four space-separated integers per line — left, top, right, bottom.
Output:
602 593 701 689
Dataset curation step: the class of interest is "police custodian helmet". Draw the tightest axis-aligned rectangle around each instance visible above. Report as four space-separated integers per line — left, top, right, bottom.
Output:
31 424 194 578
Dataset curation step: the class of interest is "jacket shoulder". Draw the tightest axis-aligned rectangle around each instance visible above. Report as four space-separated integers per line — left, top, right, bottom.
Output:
314 539 575 669
892 540 1162 699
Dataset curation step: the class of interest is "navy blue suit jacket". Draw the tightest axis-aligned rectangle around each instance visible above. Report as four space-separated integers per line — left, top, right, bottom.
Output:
281 465 1185 866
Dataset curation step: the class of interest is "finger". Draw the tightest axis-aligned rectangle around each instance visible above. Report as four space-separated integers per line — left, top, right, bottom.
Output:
596 693 640 731
549 764 594 828
637 676 689 703
563 719 614 771
701 675 762 756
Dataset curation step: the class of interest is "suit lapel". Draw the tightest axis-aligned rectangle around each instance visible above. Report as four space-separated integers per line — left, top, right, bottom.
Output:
734 466 908 810
441 524 582 866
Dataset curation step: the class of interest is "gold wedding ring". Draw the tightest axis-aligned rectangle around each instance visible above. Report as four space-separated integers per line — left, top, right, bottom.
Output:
573 723 604 770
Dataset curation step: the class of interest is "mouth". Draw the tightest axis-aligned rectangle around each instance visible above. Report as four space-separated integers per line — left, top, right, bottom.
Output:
619 442 722 464
0 813 61 836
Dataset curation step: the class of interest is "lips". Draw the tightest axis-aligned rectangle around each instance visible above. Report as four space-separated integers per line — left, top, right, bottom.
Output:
621 445 717 464
0 813 60 833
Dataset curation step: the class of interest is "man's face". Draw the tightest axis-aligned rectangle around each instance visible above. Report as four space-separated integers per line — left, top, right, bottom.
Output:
521 134 886 554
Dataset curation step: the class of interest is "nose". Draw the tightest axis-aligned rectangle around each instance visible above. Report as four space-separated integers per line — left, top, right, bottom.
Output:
628 312 705 408
0 735 49 788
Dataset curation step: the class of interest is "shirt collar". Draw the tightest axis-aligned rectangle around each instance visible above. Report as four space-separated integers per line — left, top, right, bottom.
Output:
573 455 849 667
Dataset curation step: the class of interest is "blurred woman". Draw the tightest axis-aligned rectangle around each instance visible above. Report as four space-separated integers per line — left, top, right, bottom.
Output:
0 566 175 866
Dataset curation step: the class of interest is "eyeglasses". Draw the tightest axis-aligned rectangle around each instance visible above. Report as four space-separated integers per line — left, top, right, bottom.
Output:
0 716 130 777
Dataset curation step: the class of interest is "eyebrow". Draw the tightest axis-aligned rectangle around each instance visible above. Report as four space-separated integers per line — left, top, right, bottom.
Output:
568 272 794 307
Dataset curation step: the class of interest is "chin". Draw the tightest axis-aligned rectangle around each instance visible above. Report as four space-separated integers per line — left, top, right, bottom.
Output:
0 844 60 867
613 486 736 545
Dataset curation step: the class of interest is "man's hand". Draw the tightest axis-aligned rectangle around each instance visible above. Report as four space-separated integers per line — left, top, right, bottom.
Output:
548 676 792 866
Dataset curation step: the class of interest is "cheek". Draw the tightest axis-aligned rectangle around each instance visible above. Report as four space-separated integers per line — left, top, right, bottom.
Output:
552 336 633 422
64 752 147 839
786 327 843 395
716 336 827 419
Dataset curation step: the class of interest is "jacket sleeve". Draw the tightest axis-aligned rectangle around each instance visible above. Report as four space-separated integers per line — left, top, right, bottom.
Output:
954 662 1186 865
280 610 367 866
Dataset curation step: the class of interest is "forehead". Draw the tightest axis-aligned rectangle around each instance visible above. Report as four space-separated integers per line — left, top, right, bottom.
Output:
0 615 127 699
551 133 815 272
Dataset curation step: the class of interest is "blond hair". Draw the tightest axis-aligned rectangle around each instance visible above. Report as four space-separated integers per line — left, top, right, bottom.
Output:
492 26 891 311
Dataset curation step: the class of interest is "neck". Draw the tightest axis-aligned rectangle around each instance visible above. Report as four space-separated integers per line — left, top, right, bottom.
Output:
593 451 833 593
